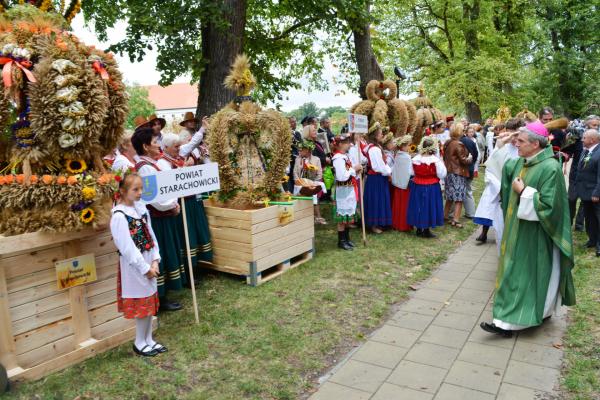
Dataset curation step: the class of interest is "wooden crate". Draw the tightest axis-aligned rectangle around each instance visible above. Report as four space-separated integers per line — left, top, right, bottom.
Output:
203 199 315 286
0 228 153 383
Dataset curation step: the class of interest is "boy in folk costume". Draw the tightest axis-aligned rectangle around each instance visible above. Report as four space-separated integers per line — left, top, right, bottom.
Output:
391 136 414 232
331 134 363 250
407 136 447 238
362 122 393 233
110 173 166 357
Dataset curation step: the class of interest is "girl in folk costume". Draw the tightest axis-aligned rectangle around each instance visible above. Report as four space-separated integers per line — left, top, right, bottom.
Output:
131 128 185 312
407 136 447 238
382 131 396 168
110 173 166 357
391 136 414 232
331 134 363 250
293 140 327 224
362 122 392 233
159 134 213 284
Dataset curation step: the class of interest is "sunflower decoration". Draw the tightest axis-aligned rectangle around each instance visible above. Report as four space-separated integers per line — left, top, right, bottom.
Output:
409 144 417 153
65 158 86 174
80 207 94 224
81 186 96 200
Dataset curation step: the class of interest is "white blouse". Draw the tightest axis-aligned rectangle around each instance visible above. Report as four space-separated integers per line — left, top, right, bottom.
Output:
367 146 392 176
110 203 160 298
111 154 134 174
412 154 447 180
332 153 356 182
179 127 205 158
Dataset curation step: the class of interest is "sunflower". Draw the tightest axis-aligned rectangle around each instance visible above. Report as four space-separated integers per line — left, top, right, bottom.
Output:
80 207 95 224
81 186 97 200
409 144 417 153
65 159 87 174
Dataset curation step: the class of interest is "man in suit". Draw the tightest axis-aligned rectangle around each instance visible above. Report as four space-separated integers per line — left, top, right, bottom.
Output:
575 129 600 256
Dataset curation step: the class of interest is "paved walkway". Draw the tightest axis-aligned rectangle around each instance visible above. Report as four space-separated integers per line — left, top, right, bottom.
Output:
309 232 567 400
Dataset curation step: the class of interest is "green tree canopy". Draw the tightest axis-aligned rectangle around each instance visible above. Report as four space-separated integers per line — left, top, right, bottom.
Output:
125 85 155 129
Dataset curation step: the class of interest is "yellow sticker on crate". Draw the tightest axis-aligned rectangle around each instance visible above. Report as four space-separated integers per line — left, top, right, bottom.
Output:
55 253 97 290
278 205 294 225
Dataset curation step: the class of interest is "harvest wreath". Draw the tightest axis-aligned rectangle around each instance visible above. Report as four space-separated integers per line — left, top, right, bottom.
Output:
0 4 127 235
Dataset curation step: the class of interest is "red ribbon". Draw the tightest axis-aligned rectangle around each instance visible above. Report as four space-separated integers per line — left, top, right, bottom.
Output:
0 57 36 87
92 60 109 80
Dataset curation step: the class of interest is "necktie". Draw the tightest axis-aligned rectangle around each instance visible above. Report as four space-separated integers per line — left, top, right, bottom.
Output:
579 149 589 169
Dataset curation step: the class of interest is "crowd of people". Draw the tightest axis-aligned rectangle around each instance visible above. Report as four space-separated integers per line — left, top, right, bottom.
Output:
105 104 600 356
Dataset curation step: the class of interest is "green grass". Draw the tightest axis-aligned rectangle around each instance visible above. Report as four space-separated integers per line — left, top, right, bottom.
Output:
3 179 483 400
561 231 600 400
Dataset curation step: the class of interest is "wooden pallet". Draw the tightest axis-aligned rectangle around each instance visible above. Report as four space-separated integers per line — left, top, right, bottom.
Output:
0 228 154 383
202 199 315 286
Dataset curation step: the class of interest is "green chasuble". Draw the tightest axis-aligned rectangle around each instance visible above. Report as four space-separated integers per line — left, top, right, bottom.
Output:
494 146 576 327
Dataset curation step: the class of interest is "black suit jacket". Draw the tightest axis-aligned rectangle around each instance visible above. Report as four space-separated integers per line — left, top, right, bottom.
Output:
460 136 479 179
575 144 600 201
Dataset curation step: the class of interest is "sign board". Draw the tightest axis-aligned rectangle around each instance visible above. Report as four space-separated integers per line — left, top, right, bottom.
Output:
278 205 294 225
140 163 221 204
347 113 369 134
56 253 97 290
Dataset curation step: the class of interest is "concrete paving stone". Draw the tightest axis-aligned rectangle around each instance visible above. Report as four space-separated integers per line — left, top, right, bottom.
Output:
497 383 552 400
511 340 564 369
308 382 372 400
420 325 469 349
370 324 422 348
460 277 495 291
386 360 447 394
457 341 512 369
328 359 391 393
451 287 492 304
443 298 487 316
389 311 435 331
468 269 497 282
503 360 561 392
434 270 469 282
413 288 454 303
444 360 503 394
397 298 445 316
351 341 409 369
432 311 479 332
517 318 567 347
439 262 475 273
434 383 495 400
423 277 462 292
371 382 434 400
404 341 460 369
474 261 498 272
446 255 480 267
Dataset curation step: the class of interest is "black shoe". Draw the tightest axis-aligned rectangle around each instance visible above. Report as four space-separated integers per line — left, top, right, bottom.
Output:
337 231 353 250
584 241 595 248
422 229 436 238
596 244 600 257
159 299 183 312
480 322 513 338
475 235 487 245
344 228 355 248
416 229 423 237
133 344 158 357
151 343 168 353
575 226 584 232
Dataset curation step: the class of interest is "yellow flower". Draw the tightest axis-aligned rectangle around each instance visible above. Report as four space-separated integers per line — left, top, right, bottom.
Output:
81 186 96 200
80 208 94 224
281 175 289 182
409 144 417 153
65 159 87 174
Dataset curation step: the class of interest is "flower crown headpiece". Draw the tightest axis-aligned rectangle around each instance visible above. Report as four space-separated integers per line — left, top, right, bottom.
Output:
298 140 315 151
394 135 413 148
417 136 439 155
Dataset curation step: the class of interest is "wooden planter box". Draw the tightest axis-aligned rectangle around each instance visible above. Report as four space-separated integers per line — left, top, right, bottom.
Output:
0 228 152 383
203 199 315 286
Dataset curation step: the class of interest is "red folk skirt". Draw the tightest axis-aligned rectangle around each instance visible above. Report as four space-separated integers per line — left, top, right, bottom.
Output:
117 262 159 319
391 186 412 231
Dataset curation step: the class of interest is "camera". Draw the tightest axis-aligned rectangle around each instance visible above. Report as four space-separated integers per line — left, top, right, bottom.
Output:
566 119 585 140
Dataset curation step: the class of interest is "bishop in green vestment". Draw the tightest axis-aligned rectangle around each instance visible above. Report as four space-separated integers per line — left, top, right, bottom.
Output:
481 121 576 337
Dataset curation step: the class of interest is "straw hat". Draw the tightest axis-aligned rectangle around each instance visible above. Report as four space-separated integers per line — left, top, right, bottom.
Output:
133 115 151 130
179 111 199 127
148 114 166 129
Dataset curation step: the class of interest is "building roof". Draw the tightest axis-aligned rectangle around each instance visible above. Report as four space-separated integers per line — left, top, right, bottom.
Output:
144 83 198 111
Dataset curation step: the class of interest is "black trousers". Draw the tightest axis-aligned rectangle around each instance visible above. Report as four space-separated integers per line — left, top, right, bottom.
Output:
582 200 600 245
569 198 585 228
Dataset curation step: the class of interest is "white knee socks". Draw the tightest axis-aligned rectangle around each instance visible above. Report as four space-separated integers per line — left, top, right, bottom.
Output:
144 316 156 347
135 317 148 350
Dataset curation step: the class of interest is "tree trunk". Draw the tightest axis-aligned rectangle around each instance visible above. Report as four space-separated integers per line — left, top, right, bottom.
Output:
465 101 482 123
352 2 384 100
196 0 247 118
